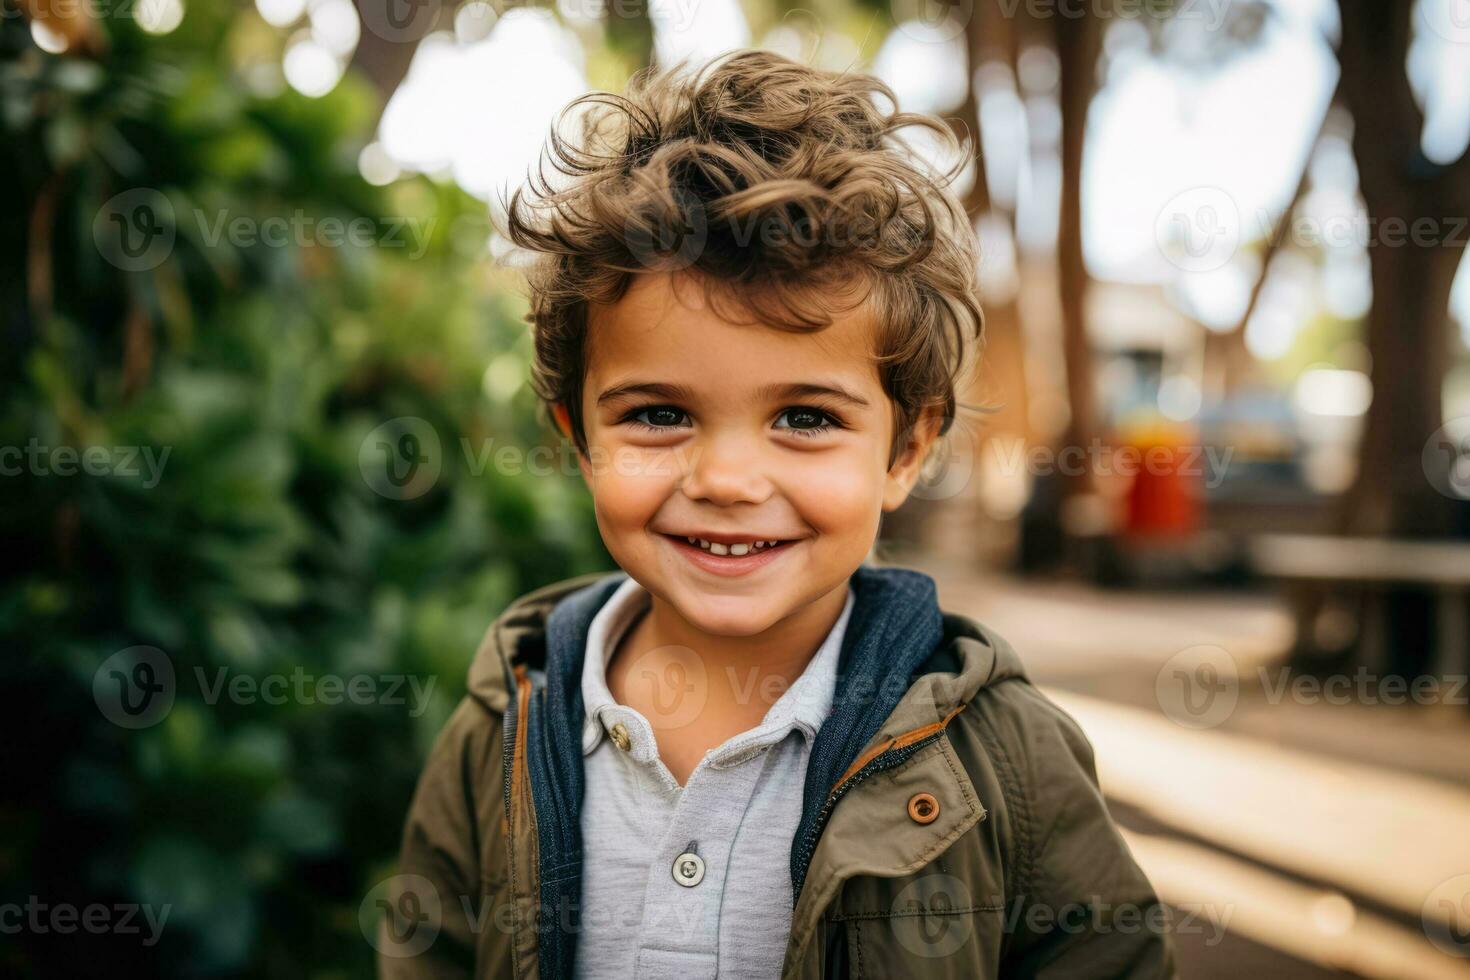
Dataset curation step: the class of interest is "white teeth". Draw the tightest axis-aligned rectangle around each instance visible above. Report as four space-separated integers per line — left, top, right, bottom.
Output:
684 537 782 554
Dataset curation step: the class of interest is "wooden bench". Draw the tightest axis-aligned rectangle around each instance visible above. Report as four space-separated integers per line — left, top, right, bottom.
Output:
1249 533 1470 679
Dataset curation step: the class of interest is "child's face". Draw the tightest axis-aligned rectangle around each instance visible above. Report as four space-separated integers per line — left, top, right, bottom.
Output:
572 271 936 638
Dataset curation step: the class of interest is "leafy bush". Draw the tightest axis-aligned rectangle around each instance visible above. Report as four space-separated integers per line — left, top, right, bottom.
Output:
1 10 605 976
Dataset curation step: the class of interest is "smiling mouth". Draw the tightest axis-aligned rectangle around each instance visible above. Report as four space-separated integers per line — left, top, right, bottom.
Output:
661 534 794 557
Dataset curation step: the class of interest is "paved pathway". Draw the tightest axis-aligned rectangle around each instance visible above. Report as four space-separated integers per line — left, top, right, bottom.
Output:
906 553 1470 979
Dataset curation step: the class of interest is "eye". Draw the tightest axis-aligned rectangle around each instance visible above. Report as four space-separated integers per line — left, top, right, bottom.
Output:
774 407 839 435
626 405 690 429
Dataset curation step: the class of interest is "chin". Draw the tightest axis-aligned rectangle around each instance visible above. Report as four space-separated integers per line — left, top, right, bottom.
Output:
668 589 783 638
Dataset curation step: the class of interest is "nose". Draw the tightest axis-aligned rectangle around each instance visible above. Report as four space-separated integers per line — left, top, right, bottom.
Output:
678 430 774 507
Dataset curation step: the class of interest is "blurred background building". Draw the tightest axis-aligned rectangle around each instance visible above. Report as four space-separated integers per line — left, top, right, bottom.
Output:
4 0 1470 976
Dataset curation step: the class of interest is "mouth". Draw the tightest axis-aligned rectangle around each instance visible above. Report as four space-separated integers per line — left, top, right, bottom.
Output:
658 532 800 576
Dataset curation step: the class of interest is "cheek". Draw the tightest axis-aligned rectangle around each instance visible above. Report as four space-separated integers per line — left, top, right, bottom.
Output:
784 447 887 536
583 444 679 532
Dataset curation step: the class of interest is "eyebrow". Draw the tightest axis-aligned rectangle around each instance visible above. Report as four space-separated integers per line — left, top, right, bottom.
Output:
756 382 871 409
596 381 698 406
596 380 872 410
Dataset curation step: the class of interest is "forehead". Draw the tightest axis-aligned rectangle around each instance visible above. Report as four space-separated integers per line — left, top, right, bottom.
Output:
584 272 881 390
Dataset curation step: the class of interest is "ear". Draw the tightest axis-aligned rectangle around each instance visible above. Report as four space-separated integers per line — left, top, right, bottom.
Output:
882 408 944 512
551 403 573 440
552 402 594 481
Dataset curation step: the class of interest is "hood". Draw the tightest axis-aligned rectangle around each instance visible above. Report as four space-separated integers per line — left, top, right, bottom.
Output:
464 567 1029 718
464 571 610 715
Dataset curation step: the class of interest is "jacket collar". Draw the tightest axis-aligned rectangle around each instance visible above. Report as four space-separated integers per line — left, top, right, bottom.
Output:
468 570 1028 720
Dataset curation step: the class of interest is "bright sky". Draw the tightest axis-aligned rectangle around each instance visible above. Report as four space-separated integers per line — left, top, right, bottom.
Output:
377 8 587 201
360 0 1470 349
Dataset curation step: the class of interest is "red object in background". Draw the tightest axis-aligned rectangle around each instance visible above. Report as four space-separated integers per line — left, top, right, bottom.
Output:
1120 434 1201 537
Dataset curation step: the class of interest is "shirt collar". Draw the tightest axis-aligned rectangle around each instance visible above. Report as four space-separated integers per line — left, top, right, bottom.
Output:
578 579 856 757
580 576 651 755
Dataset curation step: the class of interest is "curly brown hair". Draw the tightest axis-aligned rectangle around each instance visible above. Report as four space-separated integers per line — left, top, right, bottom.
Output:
502 49 984 464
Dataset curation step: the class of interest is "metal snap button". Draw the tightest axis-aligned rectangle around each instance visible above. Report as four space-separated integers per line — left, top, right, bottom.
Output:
672 844 705 887
907 792 940 825
610 722 631 751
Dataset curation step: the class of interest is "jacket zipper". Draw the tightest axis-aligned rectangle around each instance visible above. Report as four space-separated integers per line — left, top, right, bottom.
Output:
792 731 946 898
501 666 532 979
502 665 531 836
794 700 969 899
501 690 517 834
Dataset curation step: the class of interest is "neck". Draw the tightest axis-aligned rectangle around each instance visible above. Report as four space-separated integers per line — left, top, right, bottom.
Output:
613 579 851 720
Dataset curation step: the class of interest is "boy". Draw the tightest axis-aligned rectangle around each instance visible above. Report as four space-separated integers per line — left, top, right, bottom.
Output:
382 50 1174 979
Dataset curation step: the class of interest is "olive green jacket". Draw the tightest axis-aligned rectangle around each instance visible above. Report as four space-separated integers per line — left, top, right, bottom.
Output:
380 574 1176 979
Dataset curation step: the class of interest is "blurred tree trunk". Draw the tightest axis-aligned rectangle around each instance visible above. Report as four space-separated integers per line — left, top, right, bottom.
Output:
1336 0 1468 538
350 0 445 110
1053 9 1102 498
1326 0 1470 675
955 0 1028 446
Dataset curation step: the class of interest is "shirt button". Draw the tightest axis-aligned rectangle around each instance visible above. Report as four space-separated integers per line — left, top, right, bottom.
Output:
610 722 631 751
672 850 705 887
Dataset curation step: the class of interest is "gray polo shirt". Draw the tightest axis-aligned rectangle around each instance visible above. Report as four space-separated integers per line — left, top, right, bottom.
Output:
574 576 855 980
